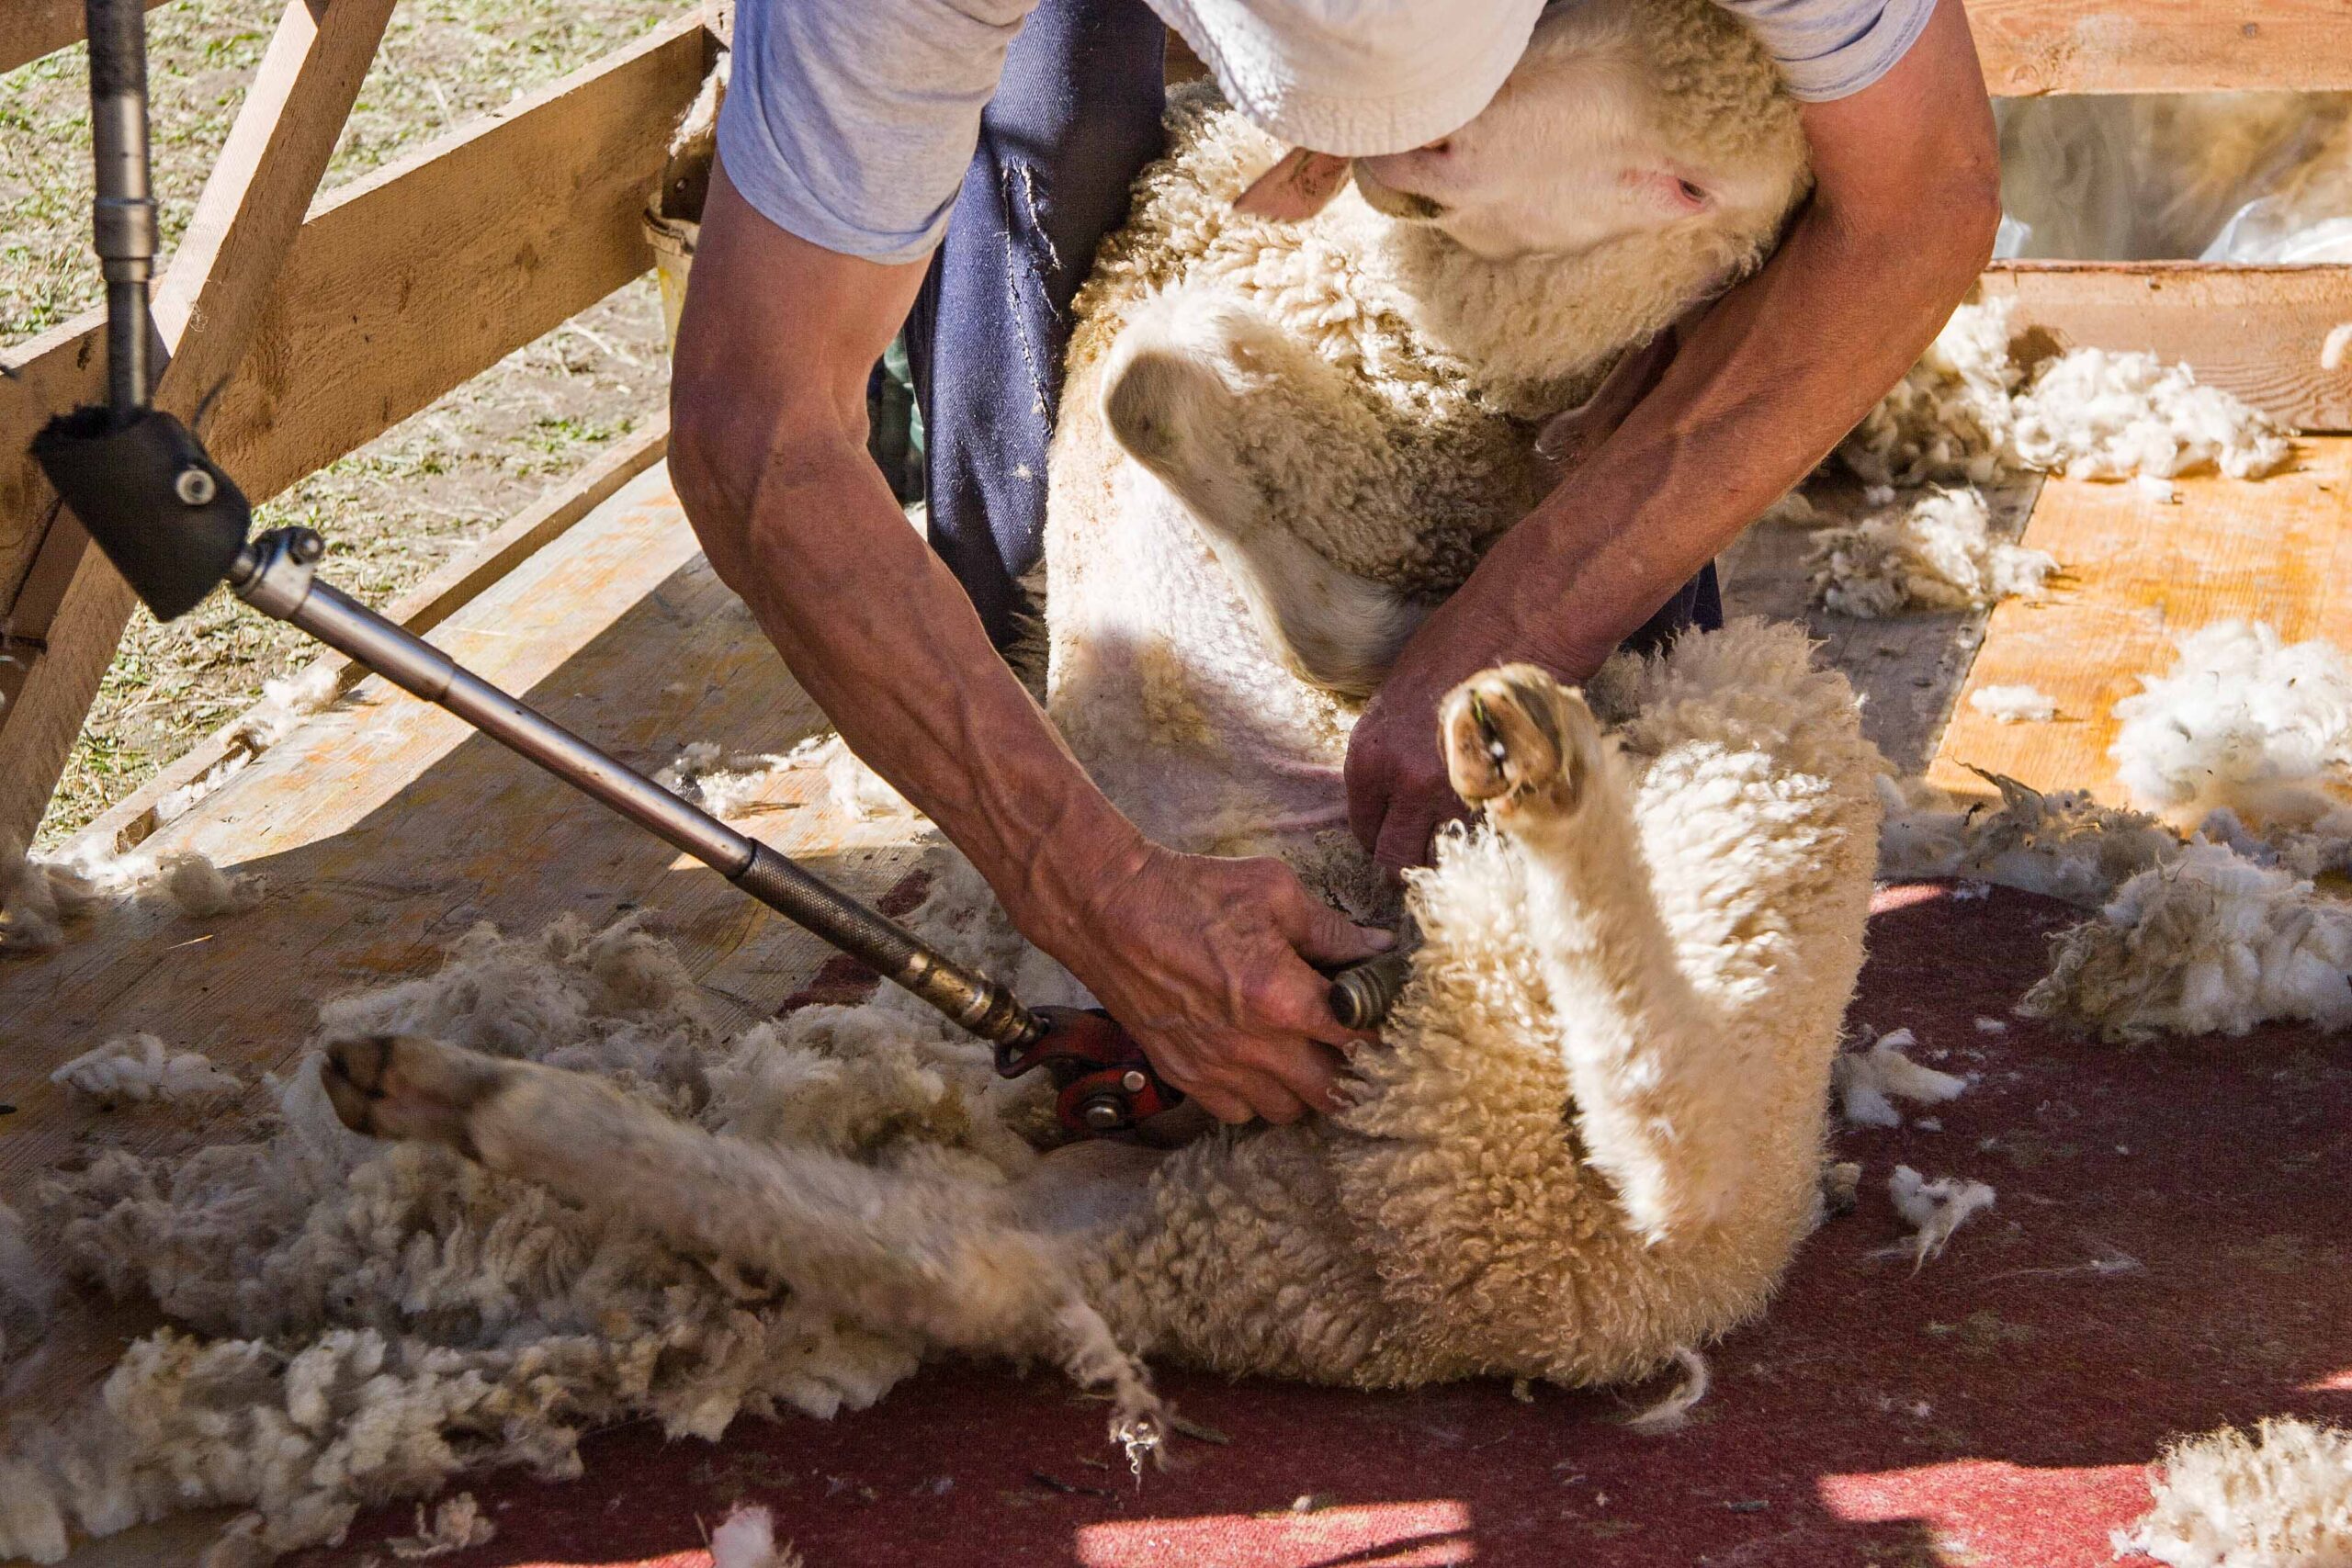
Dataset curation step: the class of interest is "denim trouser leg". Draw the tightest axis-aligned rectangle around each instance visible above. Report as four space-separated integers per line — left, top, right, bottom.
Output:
902 0 1169 649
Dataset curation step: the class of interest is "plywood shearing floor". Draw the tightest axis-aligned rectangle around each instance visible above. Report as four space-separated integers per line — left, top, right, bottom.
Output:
3 456 2348 1565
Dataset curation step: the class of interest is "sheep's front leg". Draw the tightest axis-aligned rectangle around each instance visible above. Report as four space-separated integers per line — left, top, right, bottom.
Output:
1441 668 1758 1244
1102 292 1425 695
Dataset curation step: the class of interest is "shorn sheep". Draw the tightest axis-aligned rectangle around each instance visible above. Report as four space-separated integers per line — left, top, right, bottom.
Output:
334 0 1871 1425
5 0 1891 1553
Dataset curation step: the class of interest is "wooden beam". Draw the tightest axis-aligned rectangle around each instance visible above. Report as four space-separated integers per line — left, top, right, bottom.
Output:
0 0 173 78
0 13 705 848
1967 0 2352 95
75 416 671 854
1983 261 2352 433
0 0 398 850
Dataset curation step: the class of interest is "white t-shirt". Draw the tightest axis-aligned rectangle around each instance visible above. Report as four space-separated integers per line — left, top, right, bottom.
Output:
718 0 1936 265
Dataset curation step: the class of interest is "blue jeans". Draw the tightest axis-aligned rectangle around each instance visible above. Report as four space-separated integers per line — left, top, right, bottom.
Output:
901 0 1722 655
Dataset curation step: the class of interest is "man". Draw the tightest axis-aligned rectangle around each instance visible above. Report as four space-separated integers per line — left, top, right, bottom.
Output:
669 0 2000 1128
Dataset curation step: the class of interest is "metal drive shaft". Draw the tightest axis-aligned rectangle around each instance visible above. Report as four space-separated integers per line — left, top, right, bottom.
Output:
229 527 1045 1050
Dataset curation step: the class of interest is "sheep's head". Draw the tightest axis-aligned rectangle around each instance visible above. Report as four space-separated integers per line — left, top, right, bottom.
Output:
1349 0 1808 264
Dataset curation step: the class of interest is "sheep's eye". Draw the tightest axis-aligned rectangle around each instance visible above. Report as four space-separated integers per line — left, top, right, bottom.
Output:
1677 178 1710 209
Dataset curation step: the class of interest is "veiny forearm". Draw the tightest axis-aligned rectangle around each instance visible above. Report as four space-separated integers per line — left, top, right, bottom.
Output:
722 435 1148 942
1441 0 2002 676
1508 190 1992 669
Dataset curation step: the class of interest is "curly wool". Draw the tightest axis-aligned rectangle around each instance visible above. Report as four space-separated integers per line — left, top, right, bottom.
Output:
2115 1418 2352 1568
3 905 1054 1562
2022 840 2352 1041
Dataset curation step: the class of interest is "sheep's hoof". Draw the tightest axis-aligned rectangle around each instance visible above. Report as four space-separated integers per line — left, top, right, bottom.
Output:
321 1033 508 1156
1440 664 1596 815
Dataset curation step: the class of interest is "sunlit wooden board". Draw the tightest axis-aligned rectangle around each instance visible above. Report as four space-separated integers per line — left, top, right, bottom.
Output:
1928 435 2352 805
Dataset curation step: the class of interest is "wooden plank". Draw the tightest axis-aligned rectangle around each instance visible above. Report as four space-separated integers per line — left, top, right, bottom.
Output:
1967 0 2352 95
0 473 929 1564
0 0 399 852
0 0 173 78
74 412 671 854
1928 434 2352 805
0 14 707 847
1984 262 2352 434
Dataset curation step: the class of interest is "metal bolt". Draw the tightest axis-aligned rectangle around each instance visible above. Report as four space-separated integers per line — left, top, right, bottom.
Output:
1080 1096 1125 1131
288 529 325 564
174 466 216 506
1120 1069 1148 1094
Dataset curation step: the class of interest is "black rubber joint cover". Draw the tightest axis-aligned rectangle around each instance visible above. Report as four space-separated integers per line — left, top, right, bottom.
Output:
32 406 251 622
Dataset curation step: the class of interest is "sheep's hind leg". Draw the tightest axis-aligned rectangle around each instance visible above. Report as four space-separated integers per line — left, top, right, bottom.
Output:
318 1034 1160 1439
1439 668 1757 1244
1102 292 1423 695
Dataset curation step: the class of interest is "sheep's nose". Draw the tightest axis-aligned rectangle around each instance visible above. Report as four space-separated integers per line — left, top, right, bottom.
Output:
1420 137 1453 156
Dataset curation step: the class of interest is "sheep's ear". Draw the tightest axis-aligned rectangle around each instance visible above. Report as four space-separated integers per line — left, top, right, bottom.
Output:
1236 149 1352 220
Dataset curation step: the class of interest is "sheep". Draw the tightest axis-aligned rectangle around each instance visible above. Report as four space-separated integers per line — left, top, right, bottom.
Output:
4 0 1885 1553
325 0 1862 1420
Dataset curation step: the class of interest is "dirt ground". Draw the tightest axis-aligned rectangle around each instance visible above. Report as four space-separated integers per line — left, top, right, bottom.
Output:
2 0 679 845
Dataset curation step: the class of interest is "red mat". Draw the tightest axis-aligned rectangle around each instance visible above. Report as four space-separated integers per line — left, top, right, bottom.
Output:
292 884 2352 1567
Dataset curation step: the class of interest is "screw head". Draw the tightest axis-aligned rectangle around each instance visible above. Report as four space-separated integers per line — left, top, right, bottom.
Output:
288 529 325 563
174 466 217 506
1080 1096 1125 1131
1120 1069 1148 1094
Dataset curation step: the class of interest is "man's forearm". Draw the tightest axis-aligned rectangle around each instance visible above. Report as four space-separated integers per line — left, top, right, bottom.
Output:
1460 0 2002 676
713 435 1148 947
1505 178 1996 672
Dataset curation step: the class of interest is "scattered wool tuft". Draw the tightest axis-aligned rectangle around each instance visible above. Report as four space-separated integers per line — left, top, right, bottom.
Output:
1832 1029 1969 1128
786 734 916 822
2113 1417 2352 1568
1875 772 2183 905
1881 1166 1996 1270
2111 622 2352 823
1623 1348 1710 1436
231 666 341 751
1843 298 2293 487
1816 1159 1863 1224
1840 299 2020 487
2010 349 2292 481
653 740 790 819
1969 684 2058 724
159 853 266 918
2023 841 2352 1041
1973 1016 2009 1034
654 734 917 823
710 1504 803 1568
1807 488 2056 619
51 1034 240 1107
386 1494 495 1560
0 1201 55 1375
2 840 265 953
0 892 1096 1561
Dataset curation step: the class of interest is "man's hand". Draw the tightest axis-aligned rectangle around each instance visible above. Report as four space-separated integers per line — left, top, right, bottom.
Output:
1345 0 2000 874
1046 846 1392 1124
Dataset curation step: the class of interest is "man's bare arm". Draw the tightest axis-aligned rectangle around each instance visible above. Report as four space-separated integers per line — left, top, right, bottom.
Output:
669 165 1388 1123
1344 0 2004 873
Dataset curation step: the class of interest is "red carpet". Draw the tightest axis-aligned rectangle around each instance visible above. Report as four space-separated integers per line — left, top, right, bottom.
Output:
292 884 2352 1566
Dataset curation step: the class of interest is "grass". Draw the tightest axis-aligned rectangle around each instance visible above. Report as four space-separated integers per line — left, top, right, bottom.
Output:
3 0 684 844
